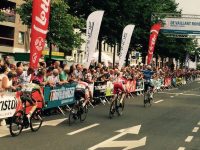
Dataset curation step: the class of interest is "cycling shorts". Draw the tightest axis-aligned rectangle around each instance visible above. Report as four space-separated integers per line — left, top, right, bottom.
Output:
144 81 154 92
113 82 126 94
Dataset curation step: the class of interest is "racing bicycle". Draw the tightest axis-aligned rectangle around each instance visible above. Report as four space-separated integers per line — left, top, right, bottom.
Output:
144 85 154 107
68 90 89 126
109 89 125 119
9 89 43 136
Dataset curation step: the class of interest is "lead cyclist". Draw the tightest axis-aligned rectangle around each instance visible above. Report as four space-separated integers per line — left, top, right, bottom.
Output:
142 65 155 99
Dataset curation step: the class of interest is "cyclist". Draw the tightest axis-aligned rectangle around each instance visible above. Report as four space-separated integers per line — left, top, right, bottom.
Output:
75 80 91 107
113 71 127 107
21 83 44 122
142 65 155 99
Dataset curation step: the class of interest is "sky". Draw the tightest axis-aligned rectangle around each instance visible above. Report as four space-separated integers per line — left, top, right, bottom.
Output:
176 0 200 46
175 0 200 15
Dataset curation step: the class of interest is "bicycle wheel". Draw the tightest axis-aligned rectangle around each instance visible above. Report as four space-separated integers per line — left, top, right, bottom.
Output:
30 108 43 132
109 100 116 119
116 95 125 116
144 93 148 107
80 105 88 122
9 110 24 137
68 106 78 126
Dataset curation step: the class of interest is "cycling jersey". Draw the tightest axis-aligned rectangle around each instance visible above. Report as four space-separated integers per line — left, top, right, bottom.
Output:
113 77 127 94
142 70 155 92
75 81 89 100
142 70 154 81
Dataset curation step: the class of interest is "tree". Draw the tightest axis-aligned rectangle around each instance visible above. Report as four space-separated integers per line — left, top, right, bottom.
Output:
17 0 85 55
0 12 5 22
66 0 129 62
62 0 198 65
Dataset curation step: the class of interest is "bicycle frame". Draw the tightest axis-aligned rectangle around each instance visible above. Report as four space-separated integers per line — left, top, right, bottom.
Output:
15 90 43 115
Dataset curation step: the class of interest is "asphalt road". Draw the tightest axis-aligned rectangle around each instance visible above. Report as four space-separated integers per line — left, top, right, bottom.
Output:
1 80 200 150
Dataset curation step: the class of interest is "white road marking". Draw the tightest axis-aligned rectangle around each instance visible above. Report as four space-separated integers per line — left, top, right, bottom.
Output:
160 92 200 97
159 92 183 95
185 136 193 142
154 100 164 104
88 125 146 150
43 118 67 126
0 118 67 137
67 123 100 135
192 127 199 133
170 96 174 98
178 147 185 150
181 93 200 97
198 121 200 125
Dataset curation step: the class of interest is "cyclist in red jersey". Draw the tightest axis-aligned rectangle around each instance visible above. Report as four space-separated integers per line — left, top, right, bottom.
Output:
113 71 127 106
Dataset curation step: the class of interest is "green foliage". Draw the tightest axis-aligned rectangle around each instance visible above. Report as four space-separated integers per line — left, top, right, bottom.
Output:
17 0 85 52
17 0 198 61
67 0 197 62
197 64 200 70
0 12 5 22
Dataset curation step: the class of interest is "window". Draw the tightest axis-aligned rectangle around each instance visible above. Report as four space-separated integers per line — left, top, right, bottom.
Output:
18 32 24 44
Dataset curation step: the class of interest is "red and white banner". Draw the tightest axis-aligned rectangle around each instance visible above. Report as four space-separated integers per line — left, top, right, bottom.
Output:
30 0 51 69
147 23 161 65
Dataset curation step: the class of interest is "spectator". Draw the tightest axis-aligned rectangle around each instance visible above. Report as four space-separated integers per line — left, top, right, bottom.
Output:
3 55 10 69
39 61 46 69
75 64 83 80
19 67 34 84
33 68 46 86
47 69 60 86
54 61 60 69
16 61 23 68
59 64 68 83
0 66 13 91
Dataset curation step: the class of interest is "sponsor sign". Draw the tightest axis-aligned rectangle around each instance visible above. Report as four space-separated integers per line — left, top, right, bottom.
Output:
0 94 17 119
147 23 161 65
44 83 77 109
119 25 135 69
161 17 200 34
85 11 104 68
30 0 51 69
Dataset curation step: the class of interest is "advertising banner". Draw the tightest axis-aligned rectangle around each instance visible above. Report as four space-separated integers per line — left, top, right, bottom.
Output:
44 83 77 109
161 17 200 34
147 23 161 65
118 25 135 69
0 93 17 119
85 11 104 68
30 0 51 69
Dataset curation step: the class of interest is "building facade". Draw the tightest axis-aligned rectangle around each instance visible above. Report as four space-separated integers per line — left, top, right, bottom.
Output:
0 0 29 56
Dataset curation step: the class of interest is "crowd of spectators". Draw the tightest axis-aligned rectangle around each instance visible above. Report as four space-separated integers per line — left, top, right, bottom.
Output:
0 7 15 15
0 55 199 126
0 56 199 93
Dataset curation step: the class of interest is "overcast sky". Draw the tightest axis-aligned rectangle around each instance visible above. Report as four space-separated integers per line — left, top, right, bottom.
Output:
175 0 200 46
176 0 200 15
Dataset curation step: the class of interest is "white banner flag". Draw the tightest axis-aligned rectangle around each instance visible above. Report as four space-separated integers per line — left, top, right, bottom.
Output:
119 25 135 69
0 93 17 119
85 10 104 68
